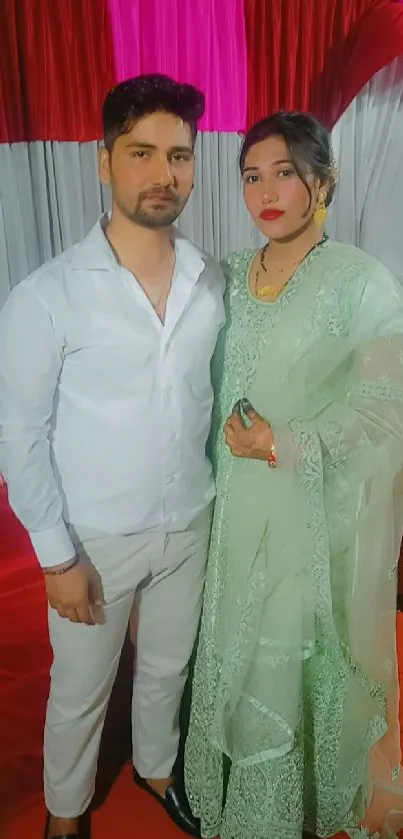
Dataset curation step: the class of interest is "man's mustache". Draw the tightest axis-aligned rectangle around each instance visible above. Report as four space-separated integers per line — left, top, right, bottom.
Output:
139 188 178 202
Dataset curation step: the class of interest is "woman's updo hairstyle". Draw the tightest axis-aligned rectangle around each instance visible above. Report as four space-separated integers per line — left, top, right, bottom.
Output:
239 111 338 208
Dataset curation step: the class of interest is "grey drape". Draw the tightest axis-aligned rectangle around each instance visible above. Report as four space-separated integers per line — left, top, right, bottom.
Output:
1 61 403 307
0 134 263 307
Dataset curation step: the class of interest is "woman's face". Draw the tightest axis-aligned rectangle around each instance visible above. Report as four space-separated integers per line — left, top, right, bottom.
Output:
242 134 322 240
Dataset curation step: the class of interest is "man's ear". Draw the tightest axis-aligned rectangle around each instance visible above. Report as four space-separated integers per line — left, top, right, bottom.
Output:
98 145 111 187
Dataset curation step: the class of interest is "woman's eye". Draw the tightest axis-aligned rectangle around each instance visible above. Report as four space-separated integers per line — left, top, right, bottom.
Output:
278 168 295 178
244 174 259 184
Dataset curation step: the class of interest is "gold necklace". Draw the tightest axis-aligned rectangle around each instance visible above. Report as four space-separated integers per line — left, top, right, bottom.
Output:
105 226 175 314
254 235 327 300
140 249 176 317
147 272 174 319
149 286 166 310
254 244 299 299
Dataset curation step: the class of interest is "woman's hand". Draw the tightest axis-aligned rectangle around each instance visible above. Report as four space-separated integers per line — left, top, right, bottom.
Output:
224 406 274 461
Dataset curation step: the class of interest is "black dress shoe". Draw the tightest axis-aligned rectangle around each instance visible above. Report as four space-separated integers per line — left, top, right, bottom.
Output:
133 767 201 837
44 812 79 839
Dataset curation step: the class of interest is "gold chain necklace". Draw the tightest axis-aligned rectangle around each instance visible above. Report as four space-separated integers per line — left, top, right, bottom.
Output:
146 270 174 319
148 285 168 311
105 225 174 316
254 244 298 299
254 235 327 300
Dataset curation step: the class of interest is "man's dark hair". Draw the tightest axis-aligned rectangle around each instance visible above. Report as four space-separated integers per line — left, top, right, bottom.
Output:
102 74 205 152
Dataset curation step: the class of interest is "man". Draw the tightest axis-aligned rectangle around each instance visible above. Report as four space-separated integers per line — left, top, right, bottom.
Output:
0 75 225 839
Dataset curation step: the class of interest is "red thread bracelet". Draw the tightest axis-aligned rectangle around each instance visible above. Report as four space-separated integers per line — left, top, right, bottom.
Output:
268 442 277 468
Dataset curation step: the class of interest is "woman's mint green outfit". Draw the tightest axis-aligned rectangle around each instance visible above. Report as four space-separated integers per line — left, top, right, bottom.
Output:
185 240 403 839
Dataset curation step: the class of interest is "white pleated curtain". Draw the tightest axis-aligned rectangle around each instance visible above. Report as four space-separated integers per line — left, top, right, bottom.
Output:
0 57 402 307
327 57 403 283
0 135 257 308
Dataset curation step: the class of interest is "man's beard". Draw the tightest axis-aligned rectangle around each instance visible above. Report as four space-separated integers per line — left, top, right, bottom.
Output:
116 188 186 229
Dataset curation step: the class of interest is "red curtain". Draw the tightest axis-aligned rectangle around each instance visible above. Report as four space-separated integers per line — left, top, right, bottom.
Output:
0 0 116 143
0 485 51 826
331 1 403 125
1 0 403 142
0 483 134 826
245 0 403 129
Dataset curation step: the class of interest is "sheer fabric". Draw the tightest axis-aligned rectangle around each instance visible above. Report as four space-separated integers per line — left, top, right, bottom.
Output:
185 240 403 839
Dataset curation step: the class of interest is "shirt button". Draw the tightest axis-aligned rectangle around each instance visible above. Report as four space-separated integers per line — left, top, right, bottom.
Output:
165 475 175 486
168 432 178 442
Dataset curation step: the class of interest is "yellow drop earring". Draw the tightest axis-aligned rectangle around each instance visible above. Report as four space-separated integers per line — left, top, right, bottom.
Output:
314 192 327 227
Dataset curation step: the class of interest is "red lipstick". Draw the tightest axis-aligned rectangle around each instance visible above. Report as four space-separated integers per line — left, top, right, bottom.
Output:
259 209 285 221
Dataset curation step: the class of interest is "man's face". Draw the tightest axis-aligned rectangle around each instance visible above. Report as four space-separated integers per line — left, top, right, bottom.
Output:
99 111 195 228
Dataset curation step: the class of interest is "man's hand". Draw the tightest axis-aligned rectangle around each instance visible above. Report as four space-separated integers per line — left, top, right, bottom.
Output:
45 560 104 625
224 406 274 461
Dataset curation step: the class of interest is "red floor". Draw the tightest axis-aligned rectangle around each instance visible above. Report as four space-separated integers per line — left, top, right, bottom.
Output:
1 483 403 839
2 764 188 839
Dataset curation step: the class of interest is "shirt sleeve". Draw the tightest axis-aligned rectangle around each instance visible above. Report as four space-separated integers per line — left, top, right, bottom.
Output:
0 282 75 567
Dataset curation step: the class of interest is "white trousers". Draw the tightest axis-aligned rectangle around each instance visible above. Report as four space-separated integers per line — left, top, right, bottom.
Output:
43 506 211 818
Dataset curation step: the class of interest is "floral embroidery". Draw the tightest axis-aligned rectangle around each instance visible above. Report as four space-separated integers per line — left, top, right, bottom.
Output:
185 243 403 839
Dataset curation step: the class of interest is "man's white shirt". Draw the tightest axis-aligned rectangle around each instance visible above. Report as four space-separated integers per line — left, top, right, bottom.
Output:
0 218 225 567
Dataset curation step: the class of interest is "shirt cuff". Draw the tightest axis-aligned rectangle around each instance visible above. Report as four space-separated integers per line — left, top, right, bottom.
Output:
28 522 76 569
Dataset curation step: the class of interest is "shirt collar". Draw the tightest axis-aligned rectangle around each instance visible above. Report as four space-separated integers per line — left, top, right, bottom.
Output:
69 214 206 279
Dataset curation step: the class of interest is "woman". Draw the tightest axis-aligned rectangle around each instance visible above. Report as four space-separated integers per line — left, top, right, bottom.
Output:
184 112 403 839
